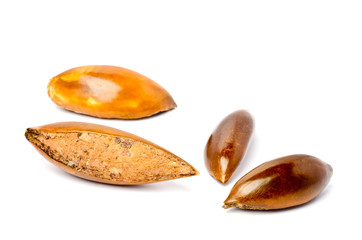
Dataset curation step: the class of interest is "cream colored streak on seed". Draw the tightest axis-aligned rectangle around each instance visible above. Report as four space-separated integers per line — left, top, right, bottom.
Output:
235 176 274 197
220 156 229 183
79 76 121 103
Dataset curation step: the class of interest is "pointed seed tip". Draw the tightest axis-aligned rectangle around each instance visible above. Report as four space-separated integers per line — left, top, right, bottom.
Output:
220 178 229 184
214 175 228 184
222 204 231 209
25 128 34 139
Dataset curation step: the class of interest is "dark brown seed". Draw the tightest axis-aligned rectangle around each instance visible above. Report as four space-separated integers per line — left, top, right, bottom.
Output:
223 154 333 210
204 110 253 183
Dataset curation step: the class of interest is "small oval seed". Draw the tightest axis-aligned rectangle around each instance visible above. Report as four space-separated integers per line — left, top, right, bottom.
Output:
204 110 253 183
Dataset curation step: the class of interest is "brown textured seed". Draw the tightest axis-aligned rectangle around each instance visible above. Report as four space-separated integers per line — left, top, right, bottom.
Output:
223 154 333 210
47 65 177 119
204 110 253 183
25 122 198 185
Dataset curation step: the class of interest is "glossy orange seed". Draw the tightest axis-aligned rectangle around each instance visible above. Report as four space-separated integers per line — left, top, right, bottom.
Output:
47 65 177 119
25 122 198 185
223 154 333 210
204 110 253 183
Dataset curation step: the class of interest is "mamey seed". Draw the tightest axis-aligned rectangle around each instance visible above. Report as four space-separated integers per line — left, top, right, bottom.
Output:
25 122 198 185
223 154 333 210
47 65 177 119
204 110 253 183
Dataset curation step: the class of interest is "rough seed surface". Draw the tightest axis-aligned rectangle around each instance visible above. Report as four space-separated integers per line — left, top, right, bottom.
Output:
26 129 196 184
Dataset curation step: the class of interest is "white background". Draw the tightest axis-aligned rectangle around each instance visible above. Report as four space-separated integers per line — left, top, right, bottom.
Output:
1 0 361 239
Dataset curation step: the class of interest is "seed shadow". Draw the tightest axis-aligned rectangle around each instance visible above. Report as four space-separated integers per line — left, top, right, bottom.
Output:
45 163 193 192
54 106 176 122
223 185 333 214
223 135 258 186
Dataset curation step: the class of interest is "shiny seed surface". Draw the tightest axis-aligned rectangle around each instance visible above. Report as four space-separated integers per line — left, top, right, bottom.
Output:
204 110 253 183
223 154 333 210
47 65 177 119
